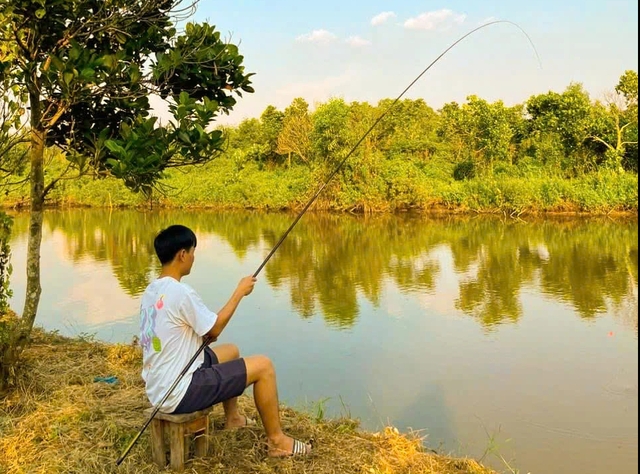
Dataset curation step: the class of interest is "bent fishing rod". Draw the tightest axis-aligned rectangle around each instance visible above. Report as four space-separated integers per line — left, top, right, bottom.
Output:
116 19 540 466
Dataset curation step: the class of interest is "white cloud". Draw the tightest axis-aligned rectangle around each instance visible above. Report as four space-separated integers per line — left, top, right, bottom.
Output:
345 36 371 47
404 9 466 30
371 11 396 26
295 29 337 43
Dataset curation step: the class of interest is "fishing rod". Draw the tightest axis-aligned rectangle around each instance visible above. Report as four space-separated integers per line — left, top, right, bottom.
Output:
116 19 540 466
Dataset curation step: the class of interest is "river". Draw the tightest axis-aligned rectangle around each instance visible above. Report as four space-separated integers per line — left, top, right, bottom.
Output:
5 209 638 474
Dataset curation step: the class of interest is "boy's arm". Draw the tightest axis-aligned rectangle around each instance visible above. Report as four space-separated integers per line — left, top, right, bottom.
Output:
204 275 256 340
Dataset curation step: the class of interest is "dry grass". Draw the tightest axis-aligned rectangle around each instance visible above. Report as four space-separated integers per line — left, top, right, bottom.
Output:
0 329 497 474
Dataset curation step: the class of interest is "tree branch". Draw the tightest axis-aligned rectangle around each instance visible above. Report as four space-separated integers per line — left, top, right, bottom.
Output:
46 104 68 128
12 30 30 57
0 135 30 159
587 135 614 150
42 160 85 197
0 174 30 187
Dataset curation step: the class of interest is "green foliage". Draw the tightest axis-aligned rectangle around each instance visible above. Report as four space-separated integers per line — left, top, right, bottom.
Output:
0 1 257 389
376 98 439 156
155 22 254 100
616 70 638 172
526 83 594 160
536 179 569 208
276 98 312 165
438 96 515 171
616 70 638 106
0 63 637 214
260 105 284 160
0 0 254 194
573 168 639 211
1 146 638 215
311 98 352 165
453 160 475 181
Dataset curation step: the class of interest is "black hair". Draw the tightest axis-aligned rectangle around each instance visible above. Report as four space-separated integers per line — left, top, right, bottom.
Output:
153 225 197 265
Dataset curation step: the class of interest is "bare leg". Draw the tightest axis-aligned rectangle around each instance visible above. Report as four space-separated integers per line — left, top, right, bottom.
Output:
210 343 249 428
244 354 312 456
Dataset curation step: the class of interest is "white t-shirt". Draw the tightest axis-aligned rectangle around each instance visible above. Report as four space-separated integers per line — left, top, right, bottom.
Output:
139 276 218 412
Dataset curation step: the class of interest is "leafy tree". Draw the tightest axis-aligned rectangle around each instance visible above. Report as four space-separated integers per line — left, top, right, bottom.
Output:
465 96 514 171
228 117 269 164
376 98 439 157
616 70 639 108
345 100 381 157
0 32 29 179
259 105 284 162
588 93 638 170
438 96 513 173
310 97 351 166
437 101 468 162
0 0 254 389
525 83 594 173
504 103 527 163
615 70 638 171
276 97 312 166
583 71 638 171
230 118 263 150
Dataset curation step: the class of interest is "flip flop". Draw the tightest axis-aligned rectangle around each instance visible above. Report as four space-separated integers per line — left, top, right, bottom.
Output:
268 438 313 458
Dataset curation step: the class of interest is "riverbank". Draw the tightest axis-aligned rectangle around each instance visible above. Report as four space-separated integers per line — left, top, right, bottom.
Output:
1 199 639 218
0 328 498 474
1 158 637 215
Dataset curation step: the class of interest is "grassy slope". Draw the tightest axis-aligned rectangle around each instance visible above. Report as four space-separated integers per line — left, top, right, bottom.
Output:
0 328 498 474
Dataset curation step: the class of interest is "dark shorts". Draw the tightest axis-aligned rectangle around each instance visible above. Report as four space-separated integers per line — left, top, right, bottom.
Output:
172 346 247 414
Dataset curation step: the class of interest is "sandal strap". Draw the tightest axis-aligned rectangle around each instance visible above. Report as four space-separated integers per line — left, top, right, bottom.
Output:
292 438 306 455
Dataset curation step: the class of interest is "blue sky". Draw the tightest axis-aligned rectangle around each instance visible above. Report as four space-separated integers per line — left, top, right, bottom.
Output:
183 0 638 124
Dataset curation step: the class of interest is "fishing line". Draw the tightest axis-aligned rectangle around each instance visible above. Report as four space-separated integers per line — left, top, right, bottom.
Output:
116 19 541 466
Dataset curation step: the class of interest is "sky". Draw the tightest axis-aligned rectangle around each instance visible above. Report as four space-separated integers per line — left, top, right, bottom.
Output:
165 0 638 125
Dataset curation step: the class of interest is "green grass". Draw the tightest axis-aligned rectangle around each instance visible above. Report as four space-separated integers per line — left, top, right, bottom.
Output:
1 154 637 215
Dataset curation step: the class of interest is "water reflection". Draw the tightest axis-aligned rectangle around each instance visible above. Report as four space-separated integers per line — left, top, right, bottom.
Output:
7 210 639 330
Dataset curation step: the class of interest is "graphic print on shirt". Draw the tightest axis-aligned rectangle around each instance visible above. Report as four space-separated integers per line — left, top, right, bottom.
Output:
140 295 164 353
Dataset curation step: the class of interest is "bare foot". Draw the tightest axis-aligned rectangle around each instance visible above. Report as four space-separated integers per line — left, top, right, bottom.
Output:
267 434 312 457
224 414 256 430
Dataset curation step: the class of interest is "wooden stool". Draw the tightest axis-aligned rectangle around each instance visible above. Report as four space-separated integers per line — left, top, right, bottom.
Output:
144 406 213 471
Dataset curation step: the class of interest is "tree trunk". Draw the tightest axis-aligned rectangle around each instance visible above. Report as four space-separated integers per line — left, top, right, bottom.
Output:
2 88 45 387
18 123 45 345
